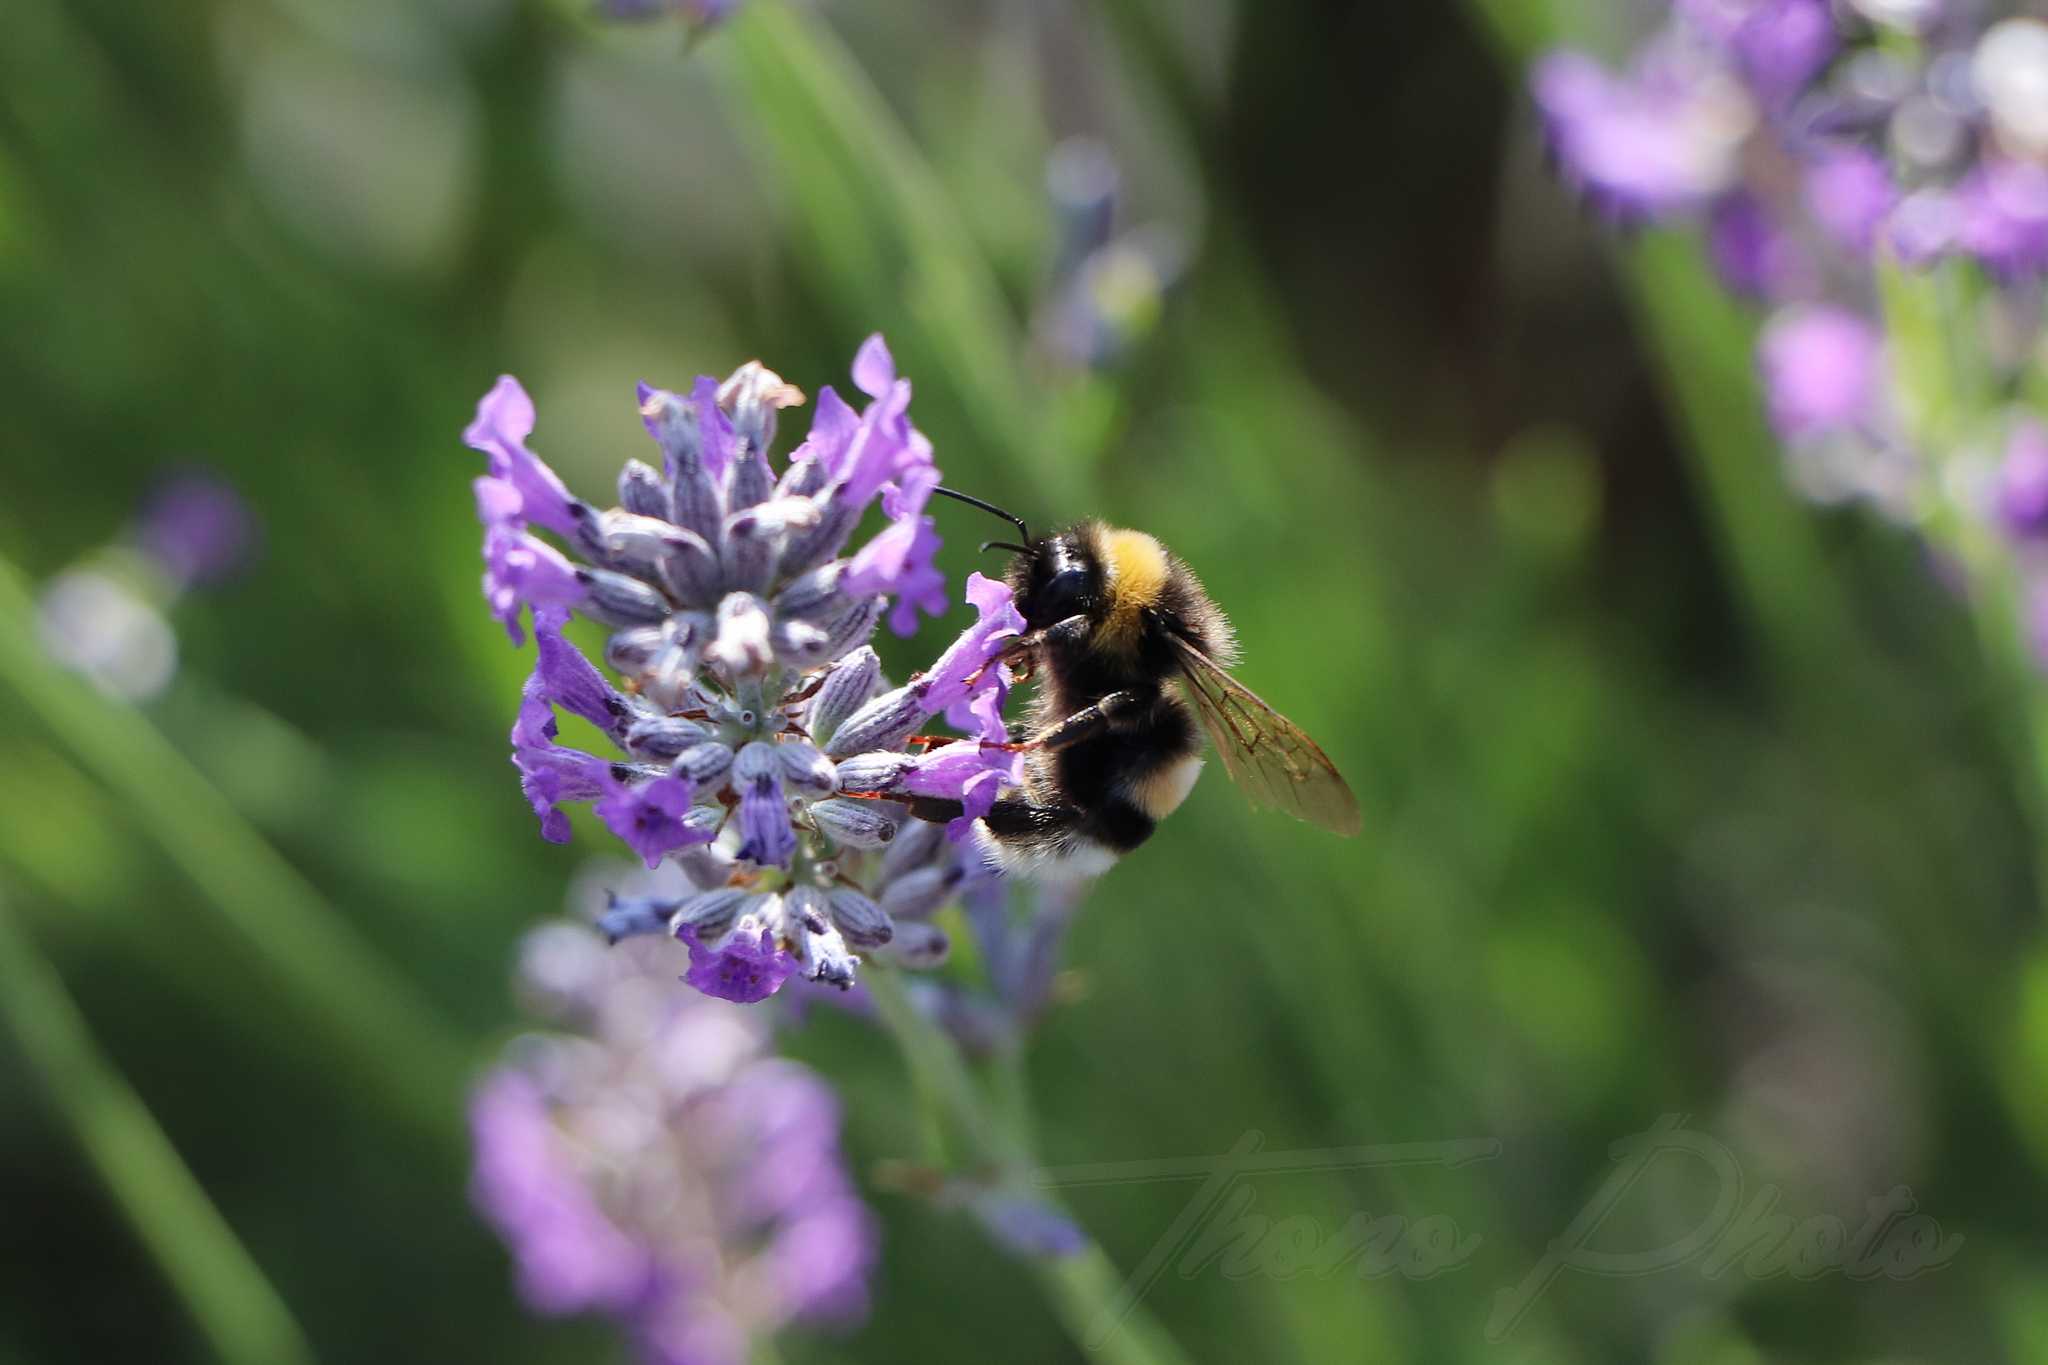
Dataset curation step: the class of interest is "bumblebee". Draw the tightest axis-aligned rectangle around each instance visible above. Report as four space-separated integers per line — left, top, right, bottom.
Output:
913 490 1362 879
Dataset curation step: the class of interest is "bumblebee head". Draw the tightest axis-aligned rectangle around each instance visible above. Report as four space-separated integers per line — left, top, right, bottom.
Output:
931 486 1099 629
1008 528 1103 631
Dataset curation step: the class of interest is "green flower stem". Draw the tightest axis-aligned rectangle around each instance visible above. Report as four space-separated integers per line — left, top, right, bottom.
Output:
1874 251 2048 874
0 554 468 1140
0 891 317 1365
1617 232 1877 690
861 969 1192 1365
861 965 1022 1171
719 3 1083 503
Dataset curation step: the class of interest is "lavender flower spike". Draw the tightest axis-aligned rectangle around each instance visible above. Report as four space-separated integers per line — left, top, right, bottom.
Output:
473 916 875 1363
462 342 1025 1000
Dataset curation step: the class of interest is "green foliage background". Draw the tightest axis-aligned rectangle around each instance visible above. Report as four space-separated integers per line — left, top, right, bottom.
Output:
2 1 2046 1362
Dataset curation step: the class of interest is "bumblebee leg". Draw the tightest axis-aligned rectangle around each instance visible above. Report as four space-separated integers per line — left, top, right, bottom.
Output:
975 614 1093 685
1035 688 1152 753
902 795 1085 838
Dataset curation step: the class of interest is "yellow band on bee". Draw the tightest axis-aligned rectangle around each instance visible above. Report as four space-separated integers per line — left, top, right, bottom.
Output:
1098 528 1169 650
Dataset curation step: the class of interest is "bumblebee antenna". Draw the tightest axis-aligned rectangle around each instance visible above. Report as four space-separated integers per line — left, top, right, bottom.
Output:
932 486 1030 543
981 540 1030 556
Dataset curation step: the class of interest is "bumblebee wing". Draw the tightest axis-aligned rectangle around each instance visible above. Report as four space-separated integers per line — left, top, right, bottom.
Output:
1168 636 1362 837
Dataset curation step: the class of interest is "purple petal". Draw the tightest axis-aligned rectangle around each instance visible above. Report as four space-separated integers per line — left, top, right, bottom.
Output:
533 608 626 736
511 668 613 844
691 375 738 486
919 573 1026 715
800 385 860 474
682 926 797 1003
463 375 536 464
464 376 582 538
850 333 896 399
594 774 706 870
482 520 586 645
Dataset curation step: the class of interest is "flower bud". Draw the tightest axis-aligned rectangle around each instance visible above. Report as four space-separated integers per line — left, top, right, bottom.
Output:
596 894 681 944
575 567 671 627
605 625 666 675
823 682 925 757
657 527 724 608
882 921 950 969
671 741 735 786
879 864 964 921
878 817 948 880
734 742 796 867
779 494 859 578
833 750 915 793
599 510 686 576
671 887 751 944
772 561 847 621
825 887 894 948
808 797 903 848
776 453 828 501
623 715 711 761
806 646 880 748
770 619 833 668
616 458 670 519
638 383 725 543
823 596 886 661
718 360 804 456
775 740 838 795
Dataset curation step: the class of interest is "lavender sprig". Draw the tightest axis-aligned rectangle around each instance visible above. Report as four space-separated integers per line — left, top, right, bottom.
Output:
463 338 1023 1000
1535 3 2048 658
472 920 875 1365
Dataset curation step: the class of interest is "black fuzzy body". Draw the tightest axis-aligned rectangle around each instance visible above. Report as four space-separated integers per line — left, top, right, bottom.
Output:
978 521 1236 872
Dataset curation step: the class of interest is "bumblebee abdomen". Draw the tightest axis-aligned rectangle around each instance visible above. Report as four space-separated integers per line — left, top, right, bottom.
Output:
1128 753 1205 819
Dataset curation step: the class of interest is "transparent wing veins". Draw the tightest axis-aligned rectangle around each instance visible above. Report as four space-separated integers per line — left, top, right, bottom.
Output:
1169 636 1362 837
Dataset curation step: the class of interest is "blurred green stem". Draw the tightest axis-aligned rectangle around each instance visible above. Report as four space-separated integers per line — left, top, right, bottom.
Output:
862 970 1192 1365
0 891 317 1365
723 3 1072 497
1617 233 1875 689
0 554 466 1140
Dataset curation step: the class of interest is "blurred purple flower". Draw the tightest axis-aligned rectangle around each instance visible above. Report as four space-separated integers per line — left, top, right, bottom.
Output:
133 473 256 588
1953 161 2048 277
1757 306 1883 439
1998 421 2048 538
470 1072 654 1314
1726 0 1836 104
472 923 875 1364
1532 47 1747 221
1803 146 1895 255
1708 191 1805 299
